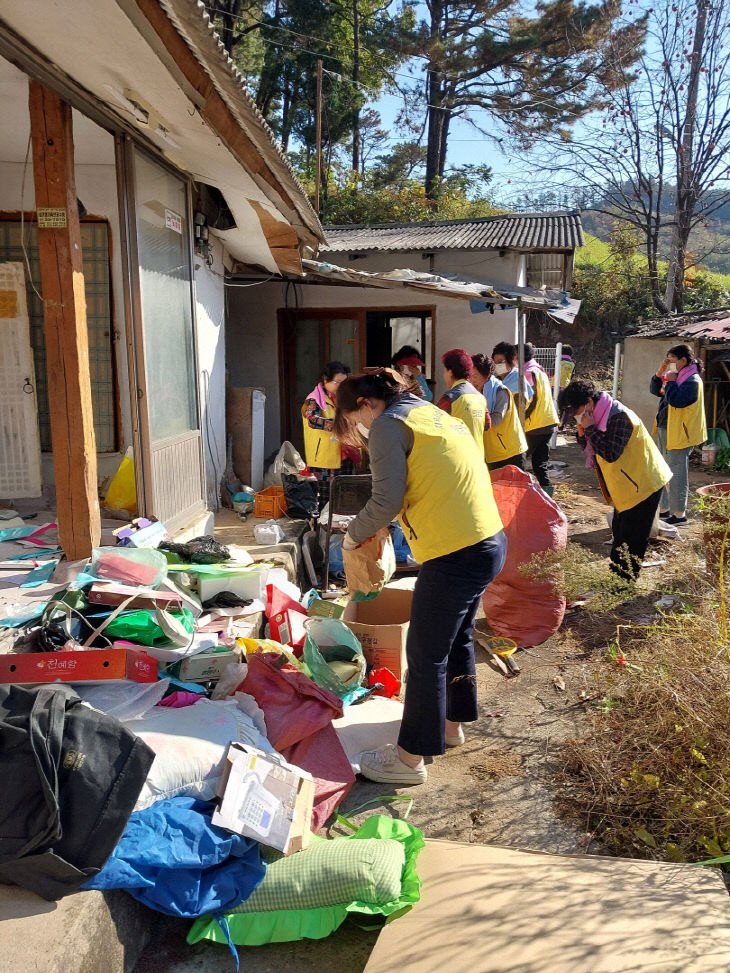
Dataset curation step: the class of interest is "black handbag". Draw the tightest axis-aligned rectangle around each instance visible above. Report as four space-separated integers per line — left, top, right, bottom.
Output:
0 684 154 900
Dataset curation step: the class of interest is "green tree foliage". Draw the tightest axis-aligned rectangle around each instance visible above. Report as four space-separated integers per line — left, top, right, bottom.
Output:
402 0 646 198
572 226 729 354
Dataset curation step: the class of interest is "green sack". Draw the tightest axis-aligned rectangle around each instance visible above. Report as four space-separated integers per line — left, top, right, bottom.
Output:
105 608 194 646
302 618 366 705
187 814 424 948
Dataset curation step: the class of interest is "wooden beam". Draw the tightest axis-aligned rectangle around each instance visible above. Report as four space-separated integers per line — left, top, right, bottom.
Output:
249 200 302 275
29 80 101 560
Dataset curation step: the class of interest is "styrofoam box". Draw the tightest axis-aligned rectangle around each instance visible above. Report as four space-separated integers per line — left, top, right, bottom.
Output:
197 563 270 604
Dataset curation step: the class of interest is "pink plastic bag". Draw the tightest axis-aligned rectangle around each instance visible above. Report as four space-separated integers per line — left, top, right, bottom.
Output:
483 466 568 647
237 654 355 830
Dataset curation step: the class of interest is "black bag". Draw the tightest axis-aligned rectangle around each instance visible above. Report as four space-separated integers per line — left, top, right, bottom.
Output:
282 473 319 520
0 684 155 900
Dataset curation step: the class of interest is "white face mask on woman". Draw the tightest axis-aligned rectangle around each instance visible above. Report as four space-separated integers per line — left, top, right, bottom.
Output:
356 421 370 439
494 362 508 377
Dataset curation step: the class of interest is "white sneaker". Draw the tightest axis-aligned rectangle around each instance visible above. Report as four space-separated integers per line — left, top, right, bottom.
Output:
359 745 427 785
445 726 465 748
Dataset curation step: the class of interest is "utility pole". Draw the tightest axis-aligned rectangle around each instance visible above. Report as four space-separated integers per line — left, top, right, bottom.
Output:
315 58 323 217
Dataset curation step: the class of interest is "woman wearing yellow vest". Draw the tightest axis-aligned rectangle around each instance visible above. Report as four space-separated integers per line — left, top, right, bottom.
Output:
335 370 506 786
301 361 351 507
649 344 706 525
558 380 671 580
471 353 528 471
523 343 560 496
436 348 489 457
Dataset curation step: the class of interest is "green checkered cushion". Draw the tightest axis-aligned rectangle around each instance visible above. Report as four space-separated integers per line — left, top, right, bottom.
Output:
232 838 405 913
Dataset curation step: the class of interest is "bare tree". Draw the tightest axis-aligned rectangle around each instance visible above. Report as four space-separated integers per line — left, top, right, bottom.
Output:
521 0 730 314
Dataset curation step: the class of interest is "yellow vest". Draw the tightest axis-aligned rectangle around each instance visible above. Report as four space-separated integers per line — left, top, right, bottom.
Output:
483 391 528 463
524 368 559 432
559 359 575 387
667 378 707 450
446 381 486 457
301 396 341 470
596 406 671 512
399 403 503 562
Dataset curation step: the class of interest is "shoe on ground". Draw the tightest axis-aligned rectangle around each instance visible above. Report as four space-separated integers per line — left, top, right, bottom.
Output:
446 726 465 748
659 511 672 521
666 515 688 525
358 744 427 785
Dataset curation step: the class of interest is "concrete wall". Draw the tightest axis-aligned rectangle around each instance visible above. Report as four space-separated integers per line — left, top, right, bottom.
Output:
324 248 526 286
226 275 519 458
622 336 704 431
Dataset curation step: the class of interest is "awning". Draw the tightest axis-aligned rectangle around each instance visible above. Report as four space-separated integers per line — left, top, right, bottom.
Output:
301 259 581 318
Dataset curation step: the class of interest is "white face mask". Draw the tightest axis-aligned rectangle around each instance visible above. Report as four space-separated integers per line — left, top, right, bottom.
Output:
356 421 369 439
402 366 414 379
494 362 508 376
666 362 678 373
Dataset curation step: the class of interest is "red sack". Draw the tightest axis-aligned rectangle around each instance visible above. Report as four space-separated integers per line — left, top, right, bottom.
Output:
237 654 355 830
483 466 568 647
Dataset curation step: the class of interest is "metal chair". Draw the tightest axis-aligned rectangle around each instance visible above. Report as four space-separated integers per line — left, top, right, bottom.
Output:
322 474 372 591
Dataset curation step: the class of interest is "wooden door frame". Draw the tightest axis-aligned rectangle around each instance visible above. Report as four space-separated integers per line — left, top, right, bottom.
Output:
277 304 437 445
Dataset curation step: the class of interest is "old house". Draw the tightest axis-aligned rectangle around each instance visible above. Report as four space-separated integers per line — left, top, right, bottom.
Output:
225 212 584 456
0 0 322 558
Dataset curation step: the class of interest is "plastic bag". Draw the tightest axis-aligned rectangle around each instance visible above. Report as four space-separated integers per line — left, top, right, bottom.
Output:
254 520 285 545
282 473 319 520
105 608 195 646
76 679 170 721
90 547 167 588
104 449 137 514
160 535 230 565
263 441 306 487
342 527 396 602
303 618 366 705
483 466 568 647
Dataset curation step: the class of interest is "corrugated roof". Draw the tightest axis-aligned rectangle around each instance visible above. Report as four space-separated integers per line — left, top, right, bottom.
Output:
322 212 584 253
632 309 730 341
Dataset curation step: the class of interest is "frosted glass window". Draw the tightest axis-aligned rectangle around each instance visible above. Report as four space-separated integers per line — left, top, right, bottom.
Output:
134 151 197 442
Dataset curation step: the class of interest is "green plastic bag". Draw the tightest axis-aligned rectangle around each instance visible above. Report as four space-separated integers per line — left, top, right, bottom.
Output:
105 608 194 646
303 617 366 705
187 814 424 948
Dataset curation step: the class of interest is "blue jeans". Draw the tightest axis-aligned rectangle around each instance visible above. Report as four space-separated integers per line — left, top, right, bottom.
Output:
656 426 692 516
398 532 508 757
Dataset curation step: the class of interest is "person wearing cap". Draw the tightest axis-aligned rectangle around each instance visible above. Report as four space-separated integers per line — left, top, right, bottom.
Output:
437 349 490 458
392 345 433 401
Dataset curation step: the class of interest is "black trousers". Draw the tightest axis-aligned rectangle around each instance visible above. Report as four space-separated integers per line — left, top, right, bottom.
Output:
611 488 662 580
487 452 526 473
525 429 554 491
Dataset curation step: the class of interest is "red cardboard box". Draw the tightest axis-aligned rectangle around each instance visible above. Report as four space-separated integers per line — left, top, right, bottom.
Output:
0 646 158 685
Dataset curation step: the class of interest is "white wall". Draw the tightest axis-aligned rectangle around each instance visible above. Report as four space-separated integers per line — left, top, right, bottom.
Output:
623 337 675 430
226 276 518 458
194 236 228 510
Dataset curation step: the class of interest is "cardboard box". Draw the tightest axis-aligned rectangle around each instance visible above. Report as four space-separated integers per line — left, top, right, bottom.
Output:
88 582 183 611
212 743 315 854
343 584 412 681
197 564 270 604
0 646 158 685
165 645 241 683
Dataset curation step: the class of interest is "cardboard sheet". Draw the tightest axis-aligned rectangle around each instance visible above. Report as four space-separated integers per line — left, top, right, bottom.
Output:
333 696 404 773
364 839 730 973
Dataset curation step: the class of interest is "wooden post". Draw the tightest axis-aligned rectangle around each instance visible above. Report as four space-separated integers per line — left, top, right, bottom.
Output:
28 80 100 559
315 59 323 216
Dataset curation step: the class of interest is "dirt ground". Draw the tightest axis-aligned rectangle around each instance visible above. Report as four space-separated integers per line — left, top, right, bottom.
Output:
135 436 721 973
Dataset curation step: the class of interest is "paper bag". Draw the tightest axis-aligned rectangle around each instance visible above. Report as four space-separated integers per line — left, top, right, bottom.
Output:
343 527 396 601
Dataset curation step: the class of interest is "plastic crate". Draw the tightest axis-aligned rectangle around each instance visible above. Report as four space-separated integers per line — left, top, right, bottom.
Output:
254 485 288 519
